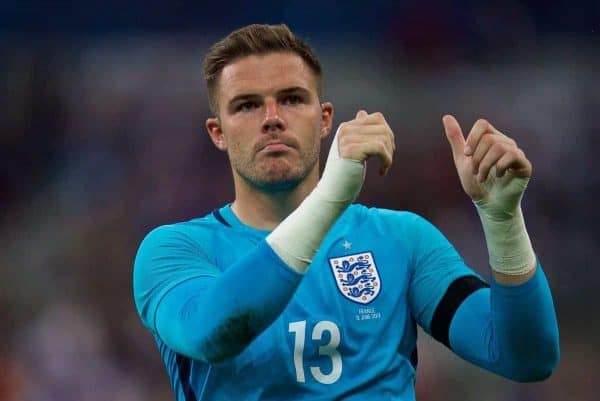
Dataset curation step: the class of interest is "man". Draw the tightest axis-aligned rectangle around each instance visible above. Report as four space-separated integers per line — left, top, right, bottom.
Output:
133 24 559 400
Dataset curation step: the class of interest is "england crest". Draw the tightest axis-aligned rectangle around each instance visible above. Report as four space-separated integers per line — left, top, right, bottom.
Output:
328 251 381 304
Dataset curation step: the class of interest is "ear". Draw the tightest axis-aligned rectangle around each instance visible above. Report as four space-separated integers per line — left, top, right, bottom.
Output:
206 117 228 151
320 102 334 139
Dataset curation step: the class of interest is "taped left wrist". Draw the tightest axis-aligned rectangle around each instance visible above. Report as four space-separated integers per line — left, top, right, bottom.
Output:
475 202 536 275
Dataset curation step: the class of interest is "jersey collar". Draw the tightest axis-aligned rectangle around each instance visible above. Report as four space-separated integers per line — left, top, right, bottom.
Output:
217 204 271 237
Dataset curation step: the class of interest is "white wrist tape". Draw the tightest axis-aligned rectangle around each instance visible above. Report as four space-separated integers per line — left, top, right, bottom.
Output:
266 127 365 273
474 200 536 275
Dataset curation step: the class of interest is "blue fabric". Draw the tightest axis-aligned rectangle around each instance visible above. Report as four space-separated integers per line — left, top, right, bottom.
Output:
449 266 560 382
154 240 302 362
133 203 559 400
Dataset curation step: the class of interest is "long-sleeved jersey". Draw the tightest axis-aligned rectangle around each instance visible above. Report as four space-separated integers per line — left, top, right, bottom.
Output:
133 204 559 400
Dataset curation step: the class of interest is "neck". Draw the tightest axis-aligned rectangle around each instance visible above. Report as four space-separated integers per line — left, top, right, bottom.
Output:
231 170 319 231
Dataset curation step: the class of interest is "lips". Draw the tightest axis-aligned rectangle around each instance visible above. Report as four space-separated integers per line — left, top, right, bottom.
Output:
263 142 290 152
257 139 294 154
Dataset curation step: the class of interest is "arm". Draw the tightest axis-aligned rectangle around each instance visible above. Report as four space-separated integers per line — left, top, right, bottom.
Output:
436 116 559 380
448 266 559 382
406 211 559 382
134 229 304 363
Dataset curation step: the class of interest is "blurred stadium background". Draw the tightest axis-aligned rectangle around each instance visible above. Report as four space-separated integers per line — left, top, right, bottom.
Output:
1 1 598 400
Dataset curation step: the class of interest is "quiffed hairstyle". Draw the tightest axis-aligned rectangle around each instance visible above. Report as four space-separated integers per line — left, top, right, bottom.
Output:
203 24 323 114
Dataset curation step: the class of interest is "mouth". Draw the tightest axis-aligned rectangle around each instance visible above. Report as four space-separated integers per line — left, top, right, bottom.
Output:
258 141 294 154
263 142 291 152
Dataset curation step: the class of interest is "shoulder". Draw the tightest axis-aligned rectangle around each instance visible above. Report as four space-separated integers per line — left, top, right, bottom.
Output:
134 211 229 272
133 212 225 286
138 211 224 250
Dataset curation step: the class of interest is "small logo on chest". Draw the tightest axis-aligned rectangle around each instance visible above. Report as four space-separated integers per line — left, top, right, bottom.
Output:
328 251 381 304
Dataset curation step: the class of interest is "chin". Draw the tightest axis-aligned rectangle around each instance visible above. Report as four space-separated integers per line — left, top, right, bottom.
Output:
258 171 304 191
246 169 306 192
236 160 314 192
259 180 301 192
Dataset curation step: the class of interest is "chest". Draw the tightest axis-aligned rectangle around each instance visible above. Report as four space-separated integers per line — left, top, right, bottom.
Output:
214 230 412 328
213 230 416 386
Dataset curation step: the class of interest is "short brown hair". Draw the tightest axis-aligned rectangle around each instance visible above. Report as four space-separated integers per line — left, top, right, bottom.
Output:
203 24 323 114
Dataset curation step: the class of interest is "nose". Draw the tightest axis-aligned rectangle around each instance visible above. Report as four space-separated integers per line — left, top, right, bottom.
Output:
262 99 286 133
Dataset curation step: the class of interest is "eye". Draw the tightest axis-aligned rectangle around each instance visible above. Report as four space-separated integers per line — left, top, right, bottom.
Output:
282 95 303 105
237 101 258 112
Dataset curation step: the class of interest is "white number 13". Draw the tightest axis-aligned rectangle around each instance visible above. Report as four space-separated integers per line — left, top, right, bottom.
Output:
288 320 342 384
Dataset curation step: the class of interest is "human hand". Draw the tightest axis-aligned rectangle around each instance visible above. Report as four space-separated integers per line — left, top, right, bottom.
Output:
336 110 396 176
317 110 395 203
442 115 532 215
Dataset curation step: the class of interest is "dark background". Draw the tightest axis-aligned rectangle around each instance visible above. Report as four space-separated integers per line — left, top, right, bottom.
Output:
1 1 598 400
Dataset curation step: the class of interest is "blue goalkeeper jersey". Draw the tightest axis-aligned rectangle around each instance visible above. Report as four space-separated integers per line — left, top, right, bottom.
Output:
133 203 558 400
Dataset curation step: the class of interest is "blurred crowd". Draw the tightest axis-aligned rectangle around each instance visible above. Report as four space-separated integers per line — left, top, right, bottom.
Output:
1 2 599 400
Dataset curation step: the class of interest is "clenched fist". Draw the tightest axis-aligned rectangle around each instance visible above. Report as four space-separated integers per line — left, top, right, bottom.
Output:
337 110 396 176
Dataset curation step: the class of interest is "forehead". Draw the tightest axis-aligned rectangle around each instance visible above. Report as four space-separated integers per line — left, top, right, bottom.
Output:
218 52 318 100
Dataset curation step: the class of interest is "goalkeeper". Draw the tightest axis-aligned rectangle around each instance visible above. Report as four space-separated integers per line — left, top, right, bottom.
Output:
133 24 559 401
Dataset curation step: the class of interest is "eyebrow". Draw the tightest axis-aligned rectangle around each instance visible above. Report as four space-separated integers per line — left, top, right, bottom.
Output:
278 87 310 97
227 86 311 107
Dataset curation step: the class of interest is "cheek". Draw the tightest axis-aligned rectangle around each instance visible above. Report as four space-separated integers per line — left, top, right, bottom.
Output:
291 107 322 132
221 122 248 150
226 137 248 159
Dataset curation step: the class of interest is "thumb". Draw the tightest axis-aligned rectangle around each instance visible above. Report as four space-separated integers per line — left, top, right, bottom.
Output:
356 110 368 120
442 114 466 162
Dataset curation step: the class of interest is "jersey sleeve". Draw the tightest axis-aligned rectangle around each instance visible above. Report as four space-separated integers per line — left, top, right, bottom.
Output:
384 210 559 381
447 265 560 381
132 224 304 363
390 211 484 334
133 225 220 333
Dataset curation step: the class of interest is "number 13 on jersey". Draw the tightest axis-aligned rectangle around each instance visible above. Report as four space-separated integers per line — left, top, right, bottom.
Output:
288 320 342 384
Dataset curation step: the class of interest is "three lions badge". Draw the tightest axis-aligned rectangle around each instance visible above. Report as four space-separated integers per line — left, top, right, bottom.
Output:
329 251 381 304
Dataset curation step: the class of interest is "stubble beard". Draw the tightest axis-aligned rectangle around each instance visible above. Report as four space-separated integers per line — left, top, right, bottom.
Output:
230 143 320 193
